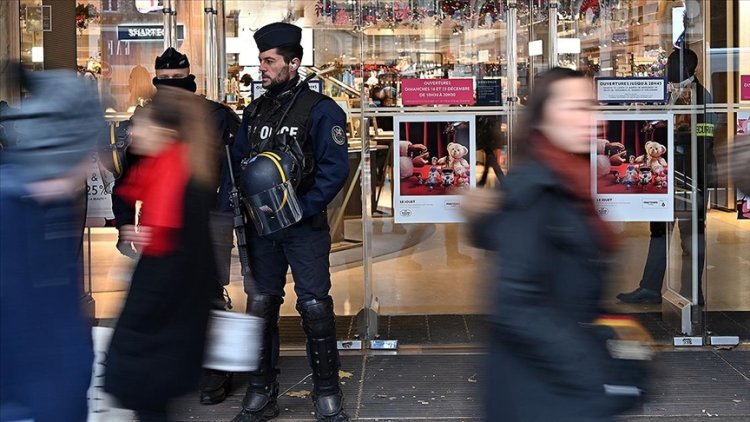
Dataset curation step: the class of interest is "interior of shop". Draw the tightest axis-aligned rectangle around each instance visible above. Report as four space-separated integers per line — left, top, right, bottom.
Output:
8 0 747 345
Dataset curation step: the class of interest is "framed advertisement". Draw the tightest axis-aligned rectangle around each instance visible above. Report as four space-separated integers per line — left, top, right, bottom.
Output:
592 113 674 221
393 114 476 223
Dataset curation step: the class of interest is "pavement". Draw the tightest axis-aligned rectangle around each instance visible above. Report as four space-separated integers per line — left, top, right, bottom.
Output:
87 327 750 421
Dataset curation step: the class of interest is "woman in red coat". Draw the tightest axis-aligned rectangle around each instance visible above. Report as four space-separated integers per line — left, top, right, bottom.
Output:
104 87 219 421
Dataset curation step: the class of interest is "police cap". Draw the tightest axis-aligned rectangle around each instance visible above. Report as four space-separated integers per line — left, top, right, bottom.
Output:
253 22 301 53
155 47 190 70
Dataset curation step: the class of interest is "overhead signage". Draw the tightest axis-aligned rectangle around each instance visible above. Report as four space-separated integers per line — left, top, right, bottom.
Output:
117 24 185 42
476 79 502 106
595 77 667 104
741 75 750 101
401 78 474 106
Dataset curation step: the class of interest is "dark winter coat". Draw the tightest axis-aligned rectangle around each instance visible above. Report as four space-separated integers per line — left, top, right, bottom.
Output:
104 180 217 410
0 169 93 422
473 159 640 422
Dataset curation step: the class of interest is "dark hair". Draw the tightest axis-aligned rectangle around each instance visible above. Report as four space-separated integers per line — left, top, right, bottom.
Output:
516 67 588 157
240 74 253 86
275 44 304 65
145 89 183 134
666 48 698 82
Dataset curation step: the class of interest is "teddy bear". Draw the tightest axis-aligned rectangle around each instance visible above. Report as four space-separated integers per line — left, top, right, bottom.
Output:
595 139 627 177
399 140 430 179
653 170 668 190
438 142 469 173
636 141 667 174
453 162 470 187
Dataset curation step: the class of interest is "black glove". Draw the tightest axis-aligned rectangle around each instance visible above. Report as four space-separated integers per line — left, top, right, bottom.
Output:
116 236 139 259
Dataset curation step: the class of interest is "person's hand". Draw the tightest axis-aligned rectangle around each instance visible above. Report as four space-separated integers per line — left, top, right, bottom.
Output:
407 143 428 155
118 224 151 257
610 151 627 166
116 237 138 259
412 152 430 167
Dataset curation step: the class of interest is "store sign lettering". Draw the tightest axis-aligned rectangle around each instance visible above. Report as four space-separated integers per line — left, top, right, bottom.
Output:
741 75 750 101
595 77 667 104
117 25 185 42
401 79 474 106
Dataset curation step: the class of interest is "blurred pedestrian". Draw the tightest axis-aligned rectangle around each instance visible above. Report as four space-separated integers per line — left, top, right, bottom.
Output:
103 87 218 421
472 68 643 421
0 67 105 421
106 47 240 404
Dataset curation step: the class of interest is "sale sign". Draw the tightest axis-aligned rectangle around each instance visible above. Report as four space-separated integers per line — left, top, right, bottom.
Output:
401 79 474 106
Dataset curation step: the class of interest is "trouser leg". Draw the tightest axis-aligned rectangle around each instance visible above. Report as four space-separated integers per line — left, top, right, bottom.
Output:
639 222 669 292
210 211 234 287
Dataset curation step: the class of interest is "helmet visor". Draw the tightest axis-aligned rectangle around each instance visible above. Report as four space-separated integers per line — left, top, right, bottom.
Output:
244 180 302 235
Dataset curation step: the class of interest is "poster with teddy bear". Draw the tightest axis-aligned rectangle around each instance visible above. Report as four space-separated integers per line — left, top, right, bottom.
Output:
393 114 476 223
592 113 674 221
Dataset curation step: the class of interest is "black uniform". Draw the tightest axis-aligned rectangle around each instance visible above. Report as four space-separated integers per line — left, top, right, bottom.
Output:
230 22 350 422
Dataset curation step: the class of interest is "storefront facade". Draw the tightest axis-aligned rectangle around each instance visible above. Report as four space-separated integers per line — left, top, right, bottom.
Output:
4 0 749 345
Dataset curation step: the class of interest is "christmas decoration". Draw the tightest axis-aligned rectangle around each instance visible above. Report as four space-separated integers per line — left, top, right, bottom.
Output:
314 0 508 28
75 3 99 32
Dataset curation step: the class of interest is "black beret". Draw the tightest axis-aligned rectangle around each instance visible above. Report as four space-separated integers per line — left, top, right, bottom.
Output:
155 47 190 70
254 22 302 53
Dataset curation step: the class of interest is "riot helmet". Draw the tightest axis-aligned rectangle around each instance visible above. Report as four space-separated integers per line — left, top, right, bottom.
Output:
240 149 303 235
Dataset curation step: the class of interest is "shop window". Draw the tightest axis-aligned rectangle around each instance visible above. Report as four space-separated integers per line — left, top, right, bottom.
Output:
102 0 119 12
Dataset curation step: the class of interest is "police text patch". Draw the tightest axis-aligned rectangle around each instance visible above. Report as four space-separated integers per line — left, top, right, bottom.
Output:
332 126 346 145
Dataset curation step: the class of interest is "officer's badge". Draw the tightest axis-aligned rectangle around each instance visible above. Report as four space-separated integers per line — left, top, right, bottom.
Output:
331 126 346 146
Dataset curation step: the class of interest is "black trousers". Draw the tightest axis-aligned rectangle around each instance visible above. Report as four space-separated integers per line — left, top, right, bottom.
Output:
639 193 706 298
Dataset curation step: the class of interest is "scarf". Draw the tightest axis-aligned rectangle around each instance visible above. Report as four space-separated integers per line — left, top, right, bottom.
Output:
531 130 617 251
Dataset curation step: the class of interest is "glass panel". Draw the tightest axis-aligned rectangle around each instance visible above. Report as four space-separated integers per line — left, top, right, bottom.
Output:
80 0 209 321
223 0 365 320
567 0 711 338
703 0 750 340
19 0 44 71
361 0 513 341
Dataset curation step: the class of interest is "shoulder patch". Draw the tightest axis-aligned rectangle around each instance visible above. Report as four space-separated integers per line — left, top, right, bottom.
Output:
331 125 346 146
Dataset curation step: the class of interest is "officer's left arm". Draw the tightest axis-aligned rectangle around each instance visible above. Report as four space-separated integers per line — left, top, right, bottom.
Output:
299 99 350 218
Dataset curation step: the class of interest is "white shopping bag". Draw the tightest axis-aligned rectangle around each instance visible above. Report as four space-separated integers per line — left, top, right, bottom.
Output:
204 310 263 372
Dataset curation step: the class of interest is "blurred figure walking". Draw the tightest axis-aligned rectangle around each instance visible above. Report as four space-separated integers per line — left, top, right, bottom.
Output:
0 67 105 421
103 87 218 421
471 68 645 421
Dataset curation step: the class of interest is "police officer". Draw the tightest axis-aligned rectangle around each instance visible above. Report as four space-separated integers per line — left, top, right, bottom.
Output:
109 47 240 404
617 47 716 305
230 22 350 422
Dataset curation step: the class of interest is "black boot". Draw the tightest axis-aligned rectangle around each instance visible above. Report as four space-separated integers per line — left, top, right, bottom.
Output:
617 287 662 304
297 296 350 422
231 295 283 422
200 286 235 405
199 369 233 405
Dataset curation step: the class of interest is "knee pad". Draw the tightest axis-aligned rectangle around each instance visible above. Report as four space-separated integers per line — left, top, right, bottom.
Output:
296 296 336 338
247 294 282 320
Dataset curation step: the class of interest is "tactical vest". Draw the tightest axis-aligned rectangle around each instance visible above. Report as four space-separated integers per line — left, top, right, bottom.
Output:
244 85 325 196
